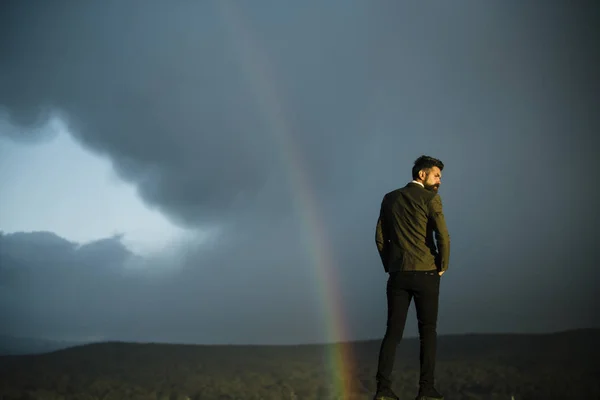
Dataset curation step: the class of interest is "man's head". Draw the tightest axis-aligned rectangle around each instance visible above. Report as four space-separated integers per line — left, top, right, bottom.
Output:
412 155 444 192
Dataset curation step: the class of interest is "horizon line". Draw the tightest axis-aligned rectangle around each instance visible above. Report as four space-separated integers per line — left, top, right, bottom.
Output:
3 327 597 349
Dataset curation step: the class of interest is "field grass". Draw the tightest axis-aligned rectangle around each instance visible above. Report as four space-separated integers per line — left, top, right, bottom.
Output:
0 329 597 399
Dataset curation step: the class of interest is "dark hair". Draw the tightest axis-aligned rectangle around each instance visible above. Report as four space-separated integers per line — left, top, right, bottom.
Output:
411 155 444 180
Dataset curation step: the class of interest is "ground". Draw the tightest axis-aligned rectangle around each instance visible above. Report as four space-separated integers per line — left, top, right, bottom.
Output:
0 329 597 399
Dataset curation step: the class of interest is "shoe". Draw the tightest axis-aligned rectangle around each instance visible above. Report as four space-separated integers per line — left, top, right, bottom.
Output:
373 387 400 400
415 387 444 400
374 395 399 400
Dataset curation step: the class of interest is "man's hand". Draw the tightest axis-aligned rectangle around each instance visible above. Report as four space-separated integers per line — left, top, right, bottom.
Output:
438 271 445 276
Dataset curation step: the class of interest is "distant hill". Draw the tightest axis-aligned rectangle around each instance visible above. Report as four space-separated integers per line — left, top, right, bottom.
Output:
0 334 88 356
0 329 597 399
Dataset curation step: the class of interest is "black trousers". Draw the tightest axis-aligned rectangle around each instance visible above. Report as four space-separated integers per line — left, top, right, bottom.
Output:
376 270 441 391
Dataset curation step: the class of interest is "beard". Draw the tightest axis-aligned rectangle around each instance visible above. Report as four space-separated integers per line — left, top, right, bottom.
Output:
425 183 439 192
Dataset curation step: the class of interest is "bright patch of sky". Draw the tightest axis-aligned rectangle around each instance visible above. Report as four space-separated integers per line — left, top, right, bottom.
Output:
0 117 198 255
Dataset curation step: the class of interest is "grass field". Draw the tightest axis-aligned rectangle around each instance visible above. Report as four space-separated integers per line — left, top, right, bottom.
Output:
0 328 597 399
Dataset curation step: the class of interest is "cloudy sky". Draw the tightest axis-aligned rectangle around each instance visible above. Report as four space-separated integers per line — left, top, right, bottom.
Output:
0 1 598 345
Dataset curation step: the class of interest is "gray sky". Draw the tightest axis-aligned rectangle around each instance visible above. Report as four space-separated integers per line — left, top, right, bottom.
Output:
0 0 598 345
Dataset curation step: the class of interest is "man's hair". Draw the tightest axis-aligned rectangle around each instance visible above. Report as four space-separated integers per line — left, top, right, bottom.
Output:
411 155 444 180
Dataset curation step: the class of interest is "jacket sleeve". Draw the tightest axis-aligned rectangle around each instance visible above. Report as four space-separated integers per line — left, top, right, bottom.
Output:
429 194 450 272
375 199 390 272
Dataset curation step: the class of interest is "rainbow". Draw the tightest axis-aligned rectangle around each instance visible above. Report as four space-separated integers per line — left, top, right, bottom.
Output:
217 2 356 398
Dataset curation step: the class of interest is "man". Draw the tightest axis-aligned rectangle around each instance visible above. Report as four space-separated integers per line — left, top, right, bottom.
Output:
373 155 450 400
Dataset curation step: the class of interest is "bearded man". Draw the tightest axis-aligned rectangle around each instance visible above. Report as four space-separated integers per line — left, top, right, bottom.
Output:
373 155 450 400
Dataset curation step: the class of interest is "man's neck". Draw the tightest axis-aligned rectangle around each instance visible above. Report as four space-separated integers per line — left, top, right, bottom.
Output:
411 180 424 188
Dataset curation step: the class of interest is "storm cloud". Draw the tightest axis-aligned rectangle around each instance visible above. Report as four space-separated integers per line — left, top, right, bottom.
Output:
0 1 598 344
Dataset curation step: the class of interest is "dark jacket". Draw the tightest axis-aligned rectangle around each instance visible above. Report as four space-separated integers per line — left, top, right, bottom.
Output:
375 182 450 273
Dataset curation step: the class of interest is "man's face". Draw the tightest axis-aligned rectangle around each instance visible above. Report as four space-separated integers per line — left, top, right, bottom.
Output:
421 167 442 192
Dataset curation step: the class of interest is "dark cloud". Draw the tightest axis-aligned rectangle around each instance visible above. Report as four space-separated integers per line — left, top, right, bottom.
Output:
0 1 598 344
0 231 327 344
